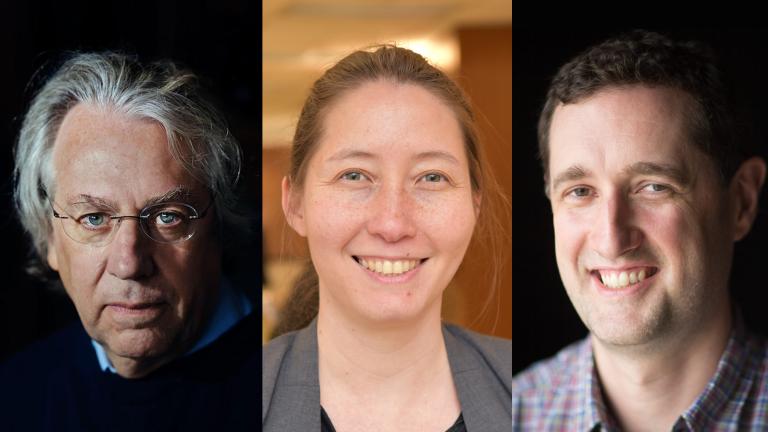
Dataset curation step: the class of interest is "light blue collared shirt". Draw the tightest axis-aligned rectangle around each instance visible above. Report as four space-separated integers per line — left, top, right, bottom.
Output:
91 278 253 373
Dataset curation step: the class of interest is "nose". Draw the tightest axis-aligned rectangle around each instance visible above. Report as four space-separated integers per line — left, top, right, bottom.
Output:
589 192 643 259
366 183 417 243
106 218 155 280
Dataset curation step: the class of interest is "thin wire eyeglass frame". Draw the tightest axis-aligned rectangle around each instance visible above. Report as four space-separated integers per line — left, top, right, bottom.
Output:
49 197 214 246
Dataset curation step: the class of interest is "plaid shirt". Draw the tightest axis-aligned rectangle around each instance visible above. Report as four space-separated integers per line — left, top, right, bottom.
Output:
512 320 768 431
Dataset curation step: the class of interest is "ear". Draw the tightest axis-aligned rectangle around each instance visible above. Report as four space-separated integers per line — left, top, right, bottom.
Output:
47 233 59 271
281 176 307 237
730 156 767 241
473 191 482 219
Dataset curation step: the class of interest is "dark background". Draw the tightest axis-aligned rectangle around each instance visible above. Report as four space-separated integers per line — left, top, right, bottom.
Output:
512 26 768 374
0 0 261 362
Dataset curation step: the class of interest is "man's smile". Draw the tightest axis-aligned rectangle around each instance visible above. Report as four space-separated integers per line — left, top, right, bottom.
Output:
590 266 659 289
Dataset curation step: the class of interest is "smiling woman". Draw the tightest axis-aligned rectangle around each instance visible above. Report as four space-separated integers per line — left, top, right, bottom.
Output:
261 45 511 432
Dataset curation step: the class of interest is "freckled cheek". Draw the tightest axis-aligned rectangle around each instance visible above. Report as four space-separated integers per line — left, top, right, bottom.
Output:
415 195 476 248
304 194 367 246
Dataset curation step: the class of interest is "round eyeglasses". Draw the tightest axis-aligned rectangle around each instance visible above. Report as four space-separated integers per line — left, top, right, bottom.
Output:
51 199 214 246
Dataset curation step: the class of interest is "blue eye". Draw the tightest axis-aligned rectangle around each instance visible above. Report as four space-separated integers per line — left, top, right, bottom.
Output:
155 212 181 226
644 183 667 192
569 187 591 197
341 171 367 181
80 213 109 229
422 173 444 182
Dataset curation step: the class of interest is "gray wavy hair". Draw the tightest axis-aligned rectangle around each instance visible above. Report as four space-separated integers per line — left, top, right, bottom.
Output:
14 52 245 279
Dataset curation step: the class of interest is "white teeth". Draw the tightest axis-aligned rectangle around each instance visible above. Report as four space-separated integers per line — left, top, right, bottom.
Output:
599 269 652 289
393 261 403 273
359 257 420 276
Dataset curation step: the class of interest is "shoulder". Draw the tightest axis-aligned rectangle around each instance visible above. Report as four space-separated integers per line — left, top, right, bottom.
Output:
1 320 91 380
443 324 511 381
262 325 305 381
511 337 594 431
742 329 768 388
512 336 590 396
262 319 318 373
0 320 93 425
262 321 319 424
443 325 512 430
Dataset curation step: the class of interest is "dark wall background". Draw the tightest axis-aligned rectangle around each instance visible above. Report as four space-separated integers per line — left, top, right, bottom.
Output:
513 26 768 374
0 0 261 361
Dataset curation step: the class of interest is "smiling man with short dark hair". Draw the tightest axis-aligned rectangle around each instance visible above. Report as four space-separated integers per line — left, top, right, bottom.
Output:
513 31 768 431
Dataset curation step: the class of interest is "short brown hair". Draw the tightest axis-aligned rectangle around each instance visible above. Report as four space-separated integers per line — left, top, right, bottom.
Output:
538 30 746 189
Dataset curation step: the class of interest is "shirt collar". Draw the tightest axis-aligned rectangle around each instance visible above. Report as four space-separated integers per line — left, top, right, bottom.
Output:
575 338 615 432
91 277 253 374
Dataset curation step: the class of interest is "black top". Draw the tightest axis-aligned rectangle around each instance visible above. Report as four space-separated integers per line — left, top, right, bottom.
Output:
0 313 261 431
321 406 467 432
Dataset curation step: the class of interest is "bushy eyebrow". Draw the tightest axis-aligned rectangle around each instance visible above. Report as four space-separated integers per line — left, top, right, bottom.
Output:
68 195 118 210
551 165 590 192
625 162 690 185
143 186 195 206
67 186 196 209
550 162 690 192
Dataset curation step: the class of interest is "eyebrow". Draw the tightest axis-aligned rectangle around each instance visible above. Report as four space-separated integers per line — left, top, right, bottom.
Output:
625 162 690 185
67 186 196 209
326 149 376 162
326 148 460 165
551 165 589 192
550 162 690 192
143 186 196 206
413 151 461 165
68 195 119 210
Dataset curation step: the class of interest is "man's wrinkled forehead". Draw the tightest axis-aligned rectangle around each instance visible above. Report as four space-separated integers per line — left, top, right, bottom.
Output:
50 103 205 203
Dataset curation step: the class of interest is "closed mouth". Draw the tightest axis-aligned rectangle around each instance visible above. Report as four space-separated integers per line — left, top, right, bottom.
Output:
107 302 165 310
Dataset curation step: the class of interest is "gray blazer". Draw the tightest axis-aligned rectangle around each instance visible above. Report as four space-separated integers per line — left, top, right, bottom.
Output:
262 319 511 431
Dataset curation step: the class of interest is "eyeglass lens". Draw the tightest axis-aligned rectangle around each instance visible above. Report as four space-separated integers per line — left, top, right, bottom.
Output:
57 202 200 245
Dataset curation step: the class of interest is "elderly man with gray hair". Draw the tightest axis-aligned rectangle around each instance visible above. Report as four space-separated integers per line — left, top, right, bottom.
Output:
0 53 258 430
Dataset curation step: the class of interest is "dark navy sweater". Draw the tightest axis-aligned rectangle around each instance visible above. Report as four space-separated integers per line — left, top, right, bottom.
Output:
0 313 261 431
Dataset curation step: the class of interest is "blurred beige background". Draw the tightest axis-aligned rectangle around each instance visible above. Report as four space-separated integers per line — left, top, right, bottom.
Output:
262 0 511 342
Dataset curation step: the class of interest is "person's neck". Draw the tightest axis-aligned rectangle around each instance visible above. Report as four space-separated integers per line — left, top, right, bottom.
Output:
317 303 447 388
317 300 460 431
593 305 732 432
